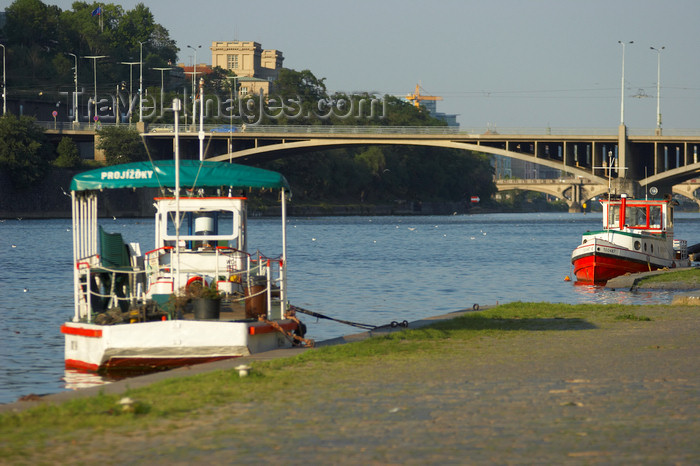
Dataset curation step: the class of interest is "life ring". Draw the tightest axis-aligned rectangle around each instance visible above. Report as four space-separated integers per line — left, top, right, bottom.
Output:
186 276 208 291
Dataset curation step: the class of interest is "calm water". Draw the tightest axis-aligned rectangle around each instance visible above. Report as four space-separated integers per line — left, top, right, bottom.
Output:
1 212 699 404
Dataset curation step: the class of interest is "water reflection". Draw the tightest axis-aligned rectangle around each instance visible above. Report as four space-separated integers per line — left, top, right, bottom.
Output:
572 282 676 304
63 369 152 391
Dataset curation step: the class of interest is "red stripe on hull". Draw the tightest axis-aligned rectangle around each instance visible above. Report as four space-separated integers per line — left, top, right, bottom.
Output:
61 325 103 338
65 359 100 371
573 254 655 284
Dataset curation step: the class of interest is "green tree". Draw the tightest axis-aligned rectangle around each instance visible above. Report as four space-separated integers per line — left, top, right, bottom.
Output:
271 69 328 125
0 114 53 188
96 125 148 165
1 0 178 107
54 136 82 168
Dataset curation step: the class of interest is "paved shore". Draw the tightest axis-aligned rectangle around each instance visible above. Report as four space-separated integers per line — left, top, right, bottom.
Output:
2 305 699 464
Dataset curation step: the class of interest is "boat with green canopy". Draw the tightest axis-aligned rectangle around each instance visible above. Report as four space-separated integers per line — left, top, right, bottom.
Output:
62 159 310 373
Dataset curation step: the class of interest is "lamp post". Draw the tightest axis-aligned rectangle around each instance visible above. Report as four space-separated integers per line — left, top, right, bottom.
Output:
0 43 6 116
67 52 78 124
618 40 633 125
138 41 144 123
226 76 238 152
152 67 172 117
186 44 201 116
226 76 238 116
650 46 665 135
83 55 107 125
120 61 139 125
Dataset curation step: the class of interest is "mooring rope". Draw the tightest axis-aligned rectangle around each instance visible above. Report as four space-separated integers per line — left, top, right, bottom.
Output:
289 305 410 331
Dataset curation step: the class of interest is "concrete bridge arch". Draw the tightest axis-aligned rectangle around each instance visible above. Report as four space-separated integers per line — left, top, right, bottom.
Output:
207 137 608 182
207 137 611 212
495 180 611 212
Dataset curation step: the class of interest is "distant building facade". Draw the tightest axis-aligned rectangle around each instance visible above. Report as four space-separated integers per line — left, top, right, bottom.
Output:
210 41 284 95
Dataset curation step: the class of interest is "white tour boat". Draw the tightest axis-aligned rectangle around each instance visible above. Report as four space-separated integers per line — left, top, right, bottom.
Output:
62 159 310 372
571 194 691 284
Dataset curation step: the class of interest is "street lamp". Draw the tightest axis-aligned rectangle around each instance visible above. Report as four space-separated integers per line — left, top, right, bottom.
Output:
83 55 107 125
67 52 78 124
225 76 238 156
186 44 201 110
120 61 139 124
152 66 172 117
0 43 6 116
139 41 144 123
618 40 633 125
650 46 665 134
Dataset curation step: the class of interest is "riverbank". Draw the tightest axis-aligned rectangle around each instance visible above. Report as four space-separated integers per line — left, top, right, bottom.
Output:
1 302 698 463
605 266 700 291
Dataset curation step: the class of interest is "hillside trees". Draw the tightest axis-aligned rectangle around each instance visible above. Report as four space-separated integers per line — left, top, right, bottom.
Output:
96 126 148 165
54 137 82 168
2 1 178 100
0 114 53 188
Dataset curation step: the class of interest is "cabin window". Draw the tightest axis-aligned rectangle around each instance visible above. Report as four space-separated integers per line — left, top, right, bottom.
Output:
164 210 242 249
625 207 647 228
607 205 621 228
650 206 662 228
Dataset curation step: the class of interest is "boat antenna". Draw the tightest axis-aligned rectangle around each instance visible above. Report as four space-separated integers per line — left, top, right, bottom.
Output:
173 98 182 294
198 78 204 162
593 150 628 196
592 151 615 196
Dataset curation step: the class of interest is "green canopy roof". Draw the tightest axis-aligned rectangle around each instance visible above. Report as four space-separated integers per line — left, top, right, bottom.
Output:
70 160 290 192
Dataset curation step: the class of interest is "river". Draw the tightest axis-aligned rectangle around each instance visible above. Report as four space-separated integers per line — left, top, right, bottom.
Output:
1 212 698 404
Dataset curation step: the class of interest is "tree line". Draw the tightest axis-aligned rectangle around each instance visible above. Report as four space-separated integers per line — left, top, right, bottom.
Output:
0 0 497 208
1 0 177 101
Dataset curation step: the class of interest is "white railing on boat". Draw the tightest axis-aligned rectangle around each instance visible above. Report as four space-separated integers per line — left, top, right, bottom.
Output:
75 247 287 323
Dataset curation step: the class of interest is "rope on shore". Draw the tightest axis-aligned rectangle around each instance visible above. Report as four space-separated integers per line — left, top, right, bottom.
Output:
289 305 409 331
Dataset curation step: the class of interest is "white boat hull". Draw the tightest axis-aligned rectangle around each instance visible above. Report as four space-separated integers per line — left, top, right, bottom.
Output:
62 319 298 371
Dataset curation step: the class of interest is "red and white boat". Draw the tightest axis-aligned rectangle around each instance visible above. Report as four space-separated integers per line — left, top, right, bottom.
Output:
62 158 310 373
571 194 691 284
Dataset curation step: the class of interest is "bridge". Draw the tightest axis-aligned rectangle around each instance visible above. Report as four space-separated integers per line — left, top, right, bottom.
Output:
42 122 700 211
494 178 700 212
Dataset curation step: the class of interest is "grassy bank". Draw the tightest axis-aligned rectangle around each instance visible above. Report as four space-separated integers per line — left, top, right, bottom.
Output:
0 301 679 461
636 267 700 287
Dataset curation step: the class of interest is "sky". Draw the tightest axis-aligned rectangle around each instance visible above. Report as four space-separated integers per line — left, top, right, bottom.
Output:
5 0 700 130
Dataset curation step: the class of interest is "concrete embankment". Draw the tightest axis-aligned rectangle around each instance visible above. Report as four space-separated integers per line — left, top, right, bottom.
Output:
605 267 700 291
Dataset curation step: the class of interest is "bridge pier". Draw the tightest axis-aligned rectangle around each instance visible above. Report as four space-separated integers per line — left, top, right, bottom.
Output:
610 178 640 197
568 201 582 213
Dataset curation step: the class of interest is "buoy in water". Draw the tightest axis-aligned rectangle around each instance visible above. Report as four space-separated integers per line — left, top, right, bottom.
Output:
564 275 571 282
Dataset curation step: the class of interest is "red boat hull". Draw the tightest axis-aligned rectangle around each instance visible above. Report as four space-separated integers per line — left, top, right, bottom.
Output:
572 253 656 284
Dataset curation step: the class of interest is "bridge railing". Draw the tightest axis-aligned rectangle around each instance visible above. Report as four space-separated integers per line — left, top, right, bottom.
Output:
496 178 595 184
35 121 700 137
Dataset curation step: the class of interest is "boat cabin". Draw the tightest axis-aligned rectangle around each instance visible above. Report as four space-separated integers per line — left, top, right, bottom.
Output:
602 195 673 233
69 160 291 324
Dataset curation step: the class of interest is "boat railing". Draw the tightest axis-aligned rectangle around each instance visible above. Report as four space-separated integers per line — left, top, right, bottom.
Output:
75 256 147 323
76 245 287 321
224 252 286 320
